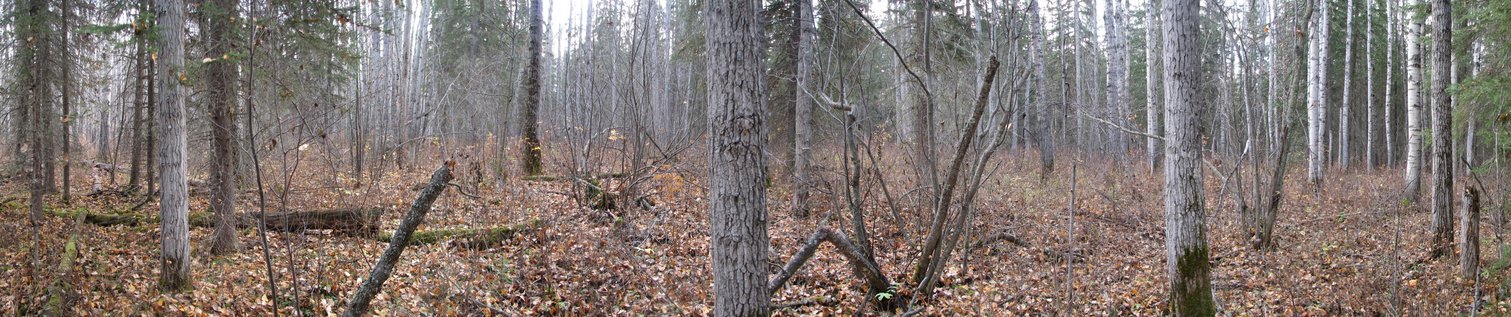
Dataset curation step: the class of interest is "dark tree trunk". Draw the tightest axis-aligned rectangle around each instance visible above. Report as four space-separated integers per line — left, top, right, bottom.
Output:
519 0 544 176
201 0 244 255
1428 0 1454 259
706 0 772 314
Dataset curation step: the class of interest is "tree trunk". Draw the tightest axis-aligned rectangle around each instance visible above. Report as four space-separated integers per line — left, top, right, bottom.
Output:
1427 0 1454 259
705 0 772 314
154 0 192 292
1034 0 1054 176
1366 0 1376 169
1145 0 1161 171
1403 0 1424 201
128 39 146 192
1307 0 1329 184
520 0 544 176
1340 0 1354 169
1162 0 1215 313
343 164 454 317
203 0 243 255
791 0 814 218
1460 186 1480 279
1105 0 1130 159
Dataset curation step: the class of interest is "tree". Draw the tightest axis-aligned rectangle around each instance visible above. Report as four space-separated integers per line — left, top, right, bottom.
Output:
155 0 193 292
201 0 243 255
1427 0 1453 258
1145 0 1161 171
1034 0 1054 176
1307 0 1329 184
791 0 814 218
705 0 770 314
1162 0 1215 312
520 0 544 176
1403 0 1424 200
1340 0 1355 169
1105 0 1131 159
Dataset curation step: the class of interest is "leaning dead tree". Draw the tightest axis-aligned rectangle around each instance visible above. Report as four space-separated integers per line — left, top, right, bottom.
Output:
343 162 454 317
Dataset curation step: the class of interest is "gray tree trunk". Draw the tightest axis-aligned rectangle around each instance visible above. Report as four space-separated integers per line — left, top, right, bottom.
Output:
154 0 193 292
1307 0 1330 184
1105 0 1130 159
1162 0 1215 313
1034 0 1054 175
203 0 243 255
1145 0 1161 171
791 0 815 218
1460 186 1480 279
1428 0 1454 258
706 0 771 314
343 164 454 317
1365 0 1376 168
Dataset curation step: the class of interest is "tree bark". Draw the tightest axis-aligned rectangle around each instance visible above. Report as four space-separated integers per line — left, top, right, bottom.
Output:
1427 0 1454 259
1340 0 1354 169
1460 186 1479 279
154 0 192 292
1105 0 1130 159
1403 0 1424 201
791 0 815 218
1162 0 1215 313
202 0 243 255
1034 0 1055 176
1145 0 1161 171
1307 0 1330 184
520 0 544 176
705 0 772 314
343 163 454 317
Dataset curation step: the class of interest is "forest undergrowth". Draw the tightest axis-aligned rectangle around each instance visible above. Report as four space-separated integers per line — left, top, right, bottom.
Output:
1 147 1508 316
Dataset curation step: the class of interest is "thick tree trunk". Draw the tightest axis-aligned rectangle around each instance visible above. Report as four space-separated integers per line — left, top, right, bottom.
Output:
1403 0 1424 201
1307 0 1329 184
705 0 771 314
791 0 815 218
343 164 454 317
154 0 192 292
1162 0 1215 313
203 0 243 255
520 0 544 176
1427 0 1454 259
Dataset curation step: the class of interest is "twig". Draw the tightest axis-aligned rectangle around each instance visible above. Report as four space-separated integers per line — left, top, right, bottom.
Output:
445 183 482 199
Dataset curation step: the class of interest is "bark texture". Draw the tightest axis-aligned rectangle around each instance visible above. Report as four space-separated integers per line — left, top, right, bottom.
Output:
1307 0 1330 184
1162 0 1215 313
343 164 454 317
1428 0 1454 259
705 0 772 314
1105 0 1131 158
520 0 544 176
791 0 815 218
203 0 243 255
155 0 193 292
1403 0 1424 200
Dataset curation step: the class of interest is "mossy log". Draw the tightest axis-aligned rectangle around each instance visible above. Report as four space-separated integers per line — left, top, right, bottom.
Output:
43 234 81 316
377 221 538 249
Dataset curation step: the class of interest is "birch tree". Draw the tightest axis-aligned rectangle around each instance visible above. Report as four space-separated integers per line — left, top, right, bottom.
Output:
1307 0 1329 184
1404 0 1424 201
1106 0 1130 159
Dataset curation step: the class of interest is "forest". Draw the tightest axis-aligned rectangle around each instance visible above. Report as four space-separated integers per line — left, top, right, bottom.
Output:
2 0 1510 315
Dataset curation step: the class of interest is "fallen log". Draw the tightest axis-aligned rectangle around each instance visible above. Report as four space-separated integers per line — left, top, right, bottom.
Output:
52 207 383 236
376 220 540 249
345 162 454 317
261 208 383 237
43 234 81 316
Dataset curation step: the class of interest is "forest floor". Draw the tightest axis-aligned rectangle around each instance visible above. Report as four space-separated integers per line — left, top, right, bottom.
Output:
2 150 1510 316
